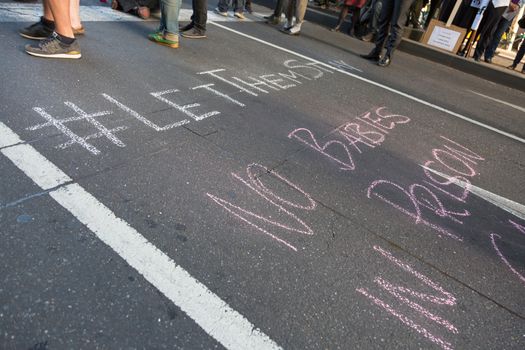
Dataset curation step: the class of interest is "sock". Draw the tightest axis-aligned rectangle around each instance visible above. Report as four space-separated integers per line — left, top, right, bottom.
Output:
41 16 55 29
56 33 75 45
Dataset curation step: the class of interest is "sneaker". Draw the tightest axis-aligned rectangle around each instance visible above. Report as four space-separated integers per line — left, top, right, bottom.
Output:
148 32 179 48
25 32 81 59
179 22 194 32
181 28 206 39
264 14 280 25
245 4 253 13
214 8 228 16
283 23 301 35
19 17 54 40
234 11 245 19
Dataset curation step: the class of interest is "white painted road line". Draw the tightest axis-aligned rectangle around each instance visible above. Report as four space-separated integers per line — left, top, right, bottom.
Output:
421 166 525 221
469 90 525 114
209 21 525 145
0 122 282 350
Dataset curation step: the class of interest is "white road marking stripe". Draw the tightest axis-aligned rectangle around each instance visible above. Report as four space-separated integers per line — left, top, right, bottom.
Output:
0 122 281 350
1 144 72 190
469 90 525 114
209 22 525 145
0 5 260 22
421 165 525 221
0 123 23 148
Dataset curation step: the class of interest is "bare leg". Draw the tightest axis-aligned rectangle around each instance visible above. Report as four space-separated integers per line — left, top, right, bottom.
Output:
70 0 82 30
332 5 348 31
43 0 53 21
48 0 74 37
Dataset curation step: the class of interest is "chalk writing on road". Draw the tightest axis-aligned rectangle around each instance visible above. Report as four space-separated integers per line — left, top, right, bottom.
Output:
207 163 316 251
26 60 335 155
288 107 410 171
367 136 485 241
491 220 525 285
356 245 458 350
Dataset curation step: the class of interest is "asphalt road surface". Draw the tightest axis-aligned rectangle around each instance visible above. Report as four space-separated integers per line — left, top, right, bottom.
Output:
1 1 524 349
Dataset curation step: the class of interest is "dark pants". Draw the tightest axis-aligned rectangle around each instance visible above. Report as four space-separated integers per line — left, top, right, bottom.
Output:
485 16 513 60
273 0 287 17
191 0 207 32
374 0 413 54
473 3 507 59
512 38 525 70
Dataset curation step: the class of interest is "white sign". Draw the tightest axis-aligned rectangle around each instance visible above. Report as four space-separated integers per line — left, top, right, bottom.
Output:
427 26 462 52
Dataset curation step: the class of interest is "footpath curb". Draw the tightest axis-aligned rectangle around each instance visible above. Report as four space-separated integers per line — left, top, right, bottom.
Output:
253 0 524 91
398 39 525 91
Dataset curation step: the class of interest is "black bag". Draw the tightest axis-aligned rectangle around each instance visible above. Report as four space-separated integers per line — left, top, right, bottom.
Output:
519 14 525 29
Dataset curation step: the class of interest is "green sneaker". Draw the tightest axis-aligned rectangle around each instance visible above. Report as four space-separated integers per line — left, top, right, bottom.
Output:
148 32 179 48
25 32 81 59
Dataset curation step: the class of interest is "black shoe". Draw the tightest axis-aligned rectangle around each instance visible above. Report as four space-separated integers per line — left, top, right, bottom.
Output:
484 57 492 63
377 55 391 67
181 28 206 39
179 22 194 32
473 55 480 62
507 64 516 70
360 49 381 61
20 17 54 40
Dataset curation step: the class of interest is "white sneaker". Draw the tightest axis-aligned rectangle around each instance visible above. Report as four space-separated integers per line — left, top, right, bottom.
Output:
282 19 293 31
234 11 245 20
214 7 228 16
287 23 302 35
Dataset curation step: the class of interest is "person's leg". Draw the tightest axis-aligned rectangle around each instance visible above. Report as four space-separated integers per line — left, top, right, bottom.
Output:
20 0 55 40
485 17 511 61
510 39 525 68
48 0 74 38
70 0 83 32
377 0 411 66
362 0 393 58
25 0 82 58
149 0 181 47
193 0 207 32
283 0 295 28
233 0 246 17
332 5 349 31
472 3 500 60
217 0 229 12
349 7 360 36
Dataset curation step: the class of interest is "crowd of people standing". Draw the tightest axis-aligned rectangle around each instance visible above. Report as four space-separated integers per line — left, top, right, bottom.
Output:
17 0 525 72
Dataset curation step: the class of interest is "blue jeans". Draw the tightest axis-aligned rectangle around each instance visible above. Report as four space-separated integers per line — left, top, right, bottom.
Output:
218 0 245 13
159 0 182 35
484 17 513 60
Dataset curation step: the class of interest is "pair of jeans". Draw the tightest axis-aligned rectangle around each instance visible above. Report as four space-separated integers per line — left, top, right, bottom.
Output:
218 0 245 12
159 0 182 35
273 0 288 17
484 16 513 60
191 0 207 32
285 0 308 24
374 0 412 54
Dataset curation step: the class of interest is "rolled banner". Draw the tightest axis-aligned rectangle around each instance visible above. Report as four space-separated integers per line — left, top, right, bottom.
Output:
470 0 490 30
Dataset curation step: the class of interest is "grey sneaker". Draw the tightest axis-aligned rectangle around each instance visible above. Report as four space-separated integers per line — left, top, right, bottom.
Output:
25 32 81 59
181 28 206 39
19 17 54 40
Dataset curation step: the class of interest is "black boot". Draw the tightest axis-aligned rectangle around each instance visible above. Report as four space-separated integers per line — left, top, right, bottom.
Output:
360 47 381 61
377 52 391 67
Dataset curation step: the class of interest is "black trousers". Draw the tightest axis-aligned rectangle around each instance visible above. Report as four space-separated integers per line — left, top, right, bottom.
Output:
473 3 507 59
374 0 413 54
191 0 208 32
